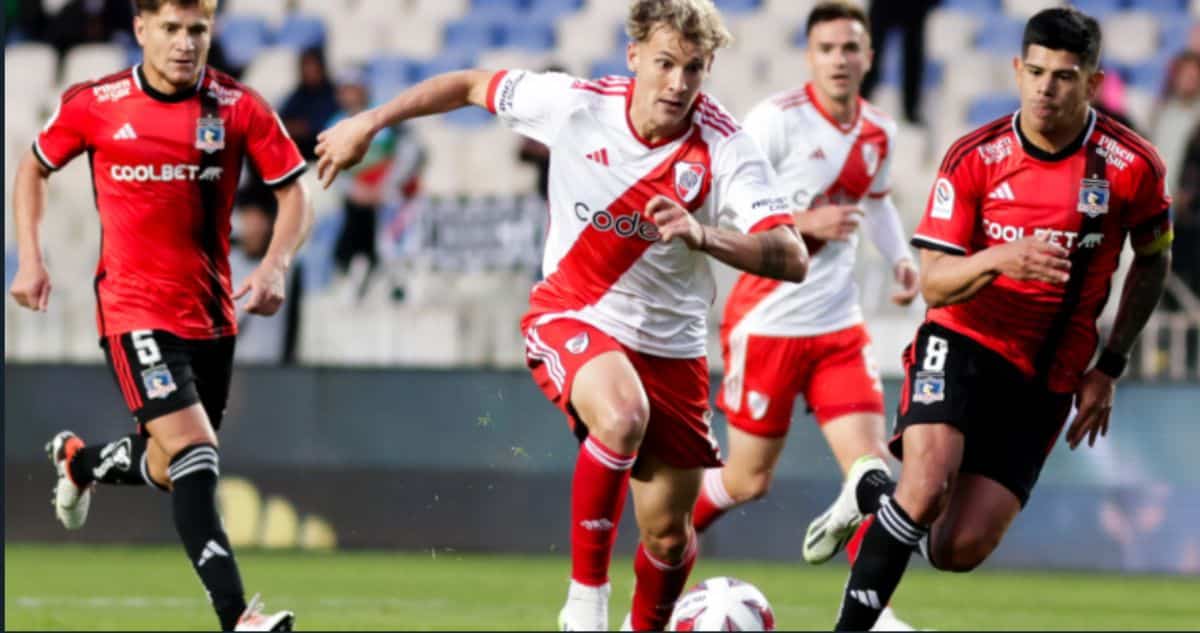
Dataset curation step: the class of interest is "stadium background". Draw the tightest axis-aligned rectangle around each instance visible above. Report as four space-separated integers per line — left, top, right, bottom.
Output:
4 0 1200 629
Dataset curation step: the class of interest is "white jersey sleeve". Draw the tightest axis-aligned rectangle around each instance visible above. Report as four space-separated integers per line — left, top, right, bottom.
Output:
867 115 897 197
486 69 578 146
740 100 789 170
711 130 793 234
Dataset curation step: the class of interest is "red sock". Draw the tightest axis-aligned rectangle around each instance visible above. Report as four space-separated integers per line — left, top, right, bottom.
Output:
693 468 737 532
631 537 698 631
571 436 636 586
846 514 874 566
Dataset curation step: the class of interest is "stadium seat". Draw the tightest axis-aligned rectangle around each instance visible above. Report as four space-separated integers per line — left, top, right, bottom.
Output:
477 49 557 74
293 0 344 21
925 8 980 61
443 17 504 57
59 43 126 89
4 42 56 112
470 0 526 19
1124 86 1156 131
1102 12 1160 65
1192 0 1200 17
274 14 327 52
1123 52 1173 91
714 0 763 14
413 51 478 82
222 0 289 26
526 0 584 22
1069 0 1123 19
728 11 796 55
1161 20 1192 51
325 11 380 70
240 46 300 107
941 0 1001 12
1003 0 1057 18
590 53 632 80
614 21 633 49
369 55 421 87
967 93 1021 126
408 0 471 21
761 0 819 21
973 17 1028 56
498 19 557 51
442 105 496 128
555 12 621 75
218 14 271 69
1128 0 1188 17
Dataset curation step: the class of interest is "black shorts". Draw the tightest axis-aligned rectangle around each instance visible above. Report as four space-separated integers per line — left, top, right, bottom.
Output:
891 322 1073 507
101 330 235 435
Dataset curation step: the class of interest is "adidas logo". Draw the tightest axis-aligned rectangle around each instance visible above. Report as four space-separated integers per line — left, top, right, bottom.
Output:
112 123 137 141
849 589 881 609
196 539 230 567
809 147 826 160
585 148 609 166
988 182 1015 201
579 518 614 531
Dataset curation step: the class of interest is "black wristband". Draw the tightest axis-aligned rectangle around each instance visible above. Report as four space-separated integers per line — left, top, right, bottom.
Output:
1095 348 1128 379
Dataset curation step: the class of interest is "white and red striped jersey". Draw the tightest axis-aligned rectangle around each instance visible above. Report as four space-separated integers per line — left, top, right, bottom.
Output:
723 83 897 339
487 70 794 358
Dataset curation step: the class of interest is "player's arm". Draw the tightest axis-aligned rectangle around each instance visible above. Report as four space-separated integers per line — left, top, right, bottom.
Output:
917 238 1070 307
862 195 918 305
647 195 808 282
8 149 55 311
235 179 314 317
315 70 495 187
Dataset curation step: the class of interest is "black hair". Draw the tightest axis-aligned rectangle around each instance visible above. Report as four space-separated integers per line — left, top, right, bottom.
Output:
1022 7 1102 70
805 1 869 37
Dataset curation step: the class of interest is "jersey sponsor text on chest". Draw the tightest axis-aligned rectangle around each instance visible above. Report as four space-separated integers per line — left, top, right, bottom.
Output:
109 164 223 182
573 202 660 241
981 218 1101 250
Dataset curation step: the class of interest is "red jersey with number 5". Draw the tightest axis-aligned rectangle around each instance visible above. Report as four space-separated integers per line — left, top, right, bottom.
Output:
911 109 1172 392
34 65 306 340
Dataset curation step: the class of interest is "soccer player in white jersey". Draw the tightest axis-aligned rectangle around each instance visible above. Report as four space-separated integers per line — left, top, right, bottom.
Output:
690 3 917 629
315 1 809 630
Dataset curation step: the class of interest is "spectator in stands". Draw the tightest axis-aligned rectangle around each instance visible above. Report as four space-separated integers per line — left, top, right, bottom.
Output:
231 183 303 365
1150 52 1200 194
859 0 936 125
279 47 340 161
43 0 133 55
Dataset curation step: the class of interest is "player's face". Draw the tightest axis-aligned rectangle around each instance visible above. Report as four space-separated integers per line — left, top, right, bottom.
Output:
806 18 872 102
1014 45 1102 136
135 3 212 89
627 25 711 133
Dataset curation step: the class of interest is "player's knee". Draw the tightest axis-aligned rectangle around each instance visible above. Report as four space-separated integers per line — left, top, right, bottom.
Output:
938 531 999 572
731 470 773 502
588 397 649 448
640 524 691 563
898 474 953 525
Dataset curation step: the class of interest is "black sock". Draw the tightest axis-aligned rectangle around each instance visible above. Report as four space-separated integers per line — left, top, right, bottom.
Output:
835 496 926 631
855 468 896 514
69 435 148 487
169 444 246 630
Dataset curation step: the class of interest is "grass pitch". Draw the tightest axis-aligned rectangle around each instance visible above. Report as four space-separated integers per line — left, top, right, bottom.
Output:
5 543 1198 630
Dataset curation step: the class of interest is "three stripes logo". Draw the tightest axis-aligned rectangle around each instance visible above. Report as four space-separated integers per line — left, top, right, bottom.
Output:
196 539 230 567
849 589 881 609
112 123 137 141
987 181 1015 201
585 148 609 166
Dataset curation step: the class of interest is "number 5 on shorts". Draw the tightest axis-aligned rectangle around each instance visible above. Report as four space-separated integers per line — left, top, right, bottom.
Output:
923 335 948 372
132 330 162 366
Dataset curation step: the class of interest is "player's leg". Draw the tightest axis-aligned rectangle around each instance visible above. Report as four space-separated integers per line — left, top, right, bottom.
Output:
926 473 1020 571
694 333 802 532
629 454 703 632
835 423 963 631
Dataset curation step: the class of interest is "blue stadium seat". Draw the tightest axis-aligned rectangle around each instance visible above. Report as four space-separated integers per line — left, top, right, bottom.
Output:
1122 53 1172 91
470 0 527 18
526 0 583 21
876 35 945 89
218 14 270 69
1126 0 1187 15
714 0 763 13
413 52 478 83
442 105 496 127
443 17 503 57
615 22 633 49
590 54 631 80
5 249 18 288
941 0 1000 12
498 19 557 51
1070 0 1123 18
1161 20 1191 51
367 56 419 103
967 93 1020 126
974 17 1027 56
274 14 326 51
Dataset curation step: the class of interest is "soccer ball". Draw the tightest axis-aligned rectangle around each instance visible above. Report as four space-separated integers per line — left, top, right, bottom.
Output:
667 576 775 631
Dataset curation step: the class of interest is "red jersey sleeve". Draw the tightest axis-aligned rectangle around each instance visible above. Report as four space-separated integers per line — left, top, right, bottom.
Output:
1124 155 1173 256
33 84 93 171
243 90 306 187
911 151 985 255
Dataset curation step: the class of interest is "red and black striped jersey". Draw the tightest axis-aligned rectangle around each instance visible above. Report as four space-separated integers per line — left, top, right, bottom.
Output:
35 64 306 340
912 109 1172 393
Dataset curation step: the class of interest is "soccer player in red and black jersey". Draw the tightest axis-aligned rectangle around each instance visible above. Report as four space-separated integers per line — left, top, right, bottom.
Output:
8 1 312 629
799 8 1173 630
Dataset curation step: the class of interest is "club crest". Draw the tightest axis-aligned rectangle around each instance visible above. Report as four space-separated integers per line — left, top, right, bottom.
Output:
195 115 225 153
674 161 706 203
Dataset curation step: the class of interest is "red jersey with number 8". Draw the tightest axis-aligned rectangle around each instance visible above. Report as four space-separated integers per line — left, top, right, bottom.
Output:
34 65 306 340
911 110 1172 393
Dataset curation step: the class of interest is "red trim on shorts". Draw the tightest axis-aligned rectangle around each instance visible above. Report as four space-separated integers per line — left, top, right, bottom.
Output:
747 213 795 234
484 70 507 114
813 401 887 426
110 335 143 410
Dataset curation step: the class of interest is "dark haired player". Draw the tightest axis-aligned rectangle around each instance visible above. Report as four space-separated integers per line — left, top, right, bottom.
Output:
9 0 312 629
799 8 1173 630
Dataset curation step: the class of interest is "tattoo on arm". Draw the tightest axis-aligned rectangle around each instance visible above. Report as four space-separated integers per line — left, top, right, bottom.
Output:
757 229 789 280
1108 251 1170 354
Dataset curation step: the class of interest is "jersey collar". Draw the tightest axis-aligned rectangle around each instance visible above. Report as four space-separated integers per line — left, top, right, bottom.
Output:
1012 107 1096 162
805 82 860 134
133 63 206 103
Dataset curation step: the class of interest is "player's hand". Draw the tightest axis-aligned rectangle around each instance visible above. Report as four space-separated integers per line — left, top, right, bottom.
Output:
797 204 863 241
646 195 705 249
891 258 919 306
993 236 1071 284
314 111 377 189
9 260 52 312
1066 368 1115 450
234 261 287 316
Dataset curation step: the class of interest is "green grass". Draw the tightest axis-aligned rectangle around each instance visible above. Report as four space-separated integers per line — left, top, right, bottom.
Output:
5 543 1199 630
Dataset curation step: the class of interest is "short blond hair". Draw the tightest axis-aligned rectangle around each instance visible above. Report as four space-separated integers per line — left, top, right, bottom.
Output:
133 0 218 18
626 0 733 57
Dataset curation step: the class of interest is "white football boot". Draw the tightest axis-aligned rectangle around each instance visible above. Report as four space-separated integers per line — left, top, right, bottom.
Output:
872 606 917 631
45 431 92 530
234 594 295 631
557 580 611 631
619 612 632 631
803 455 891 564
